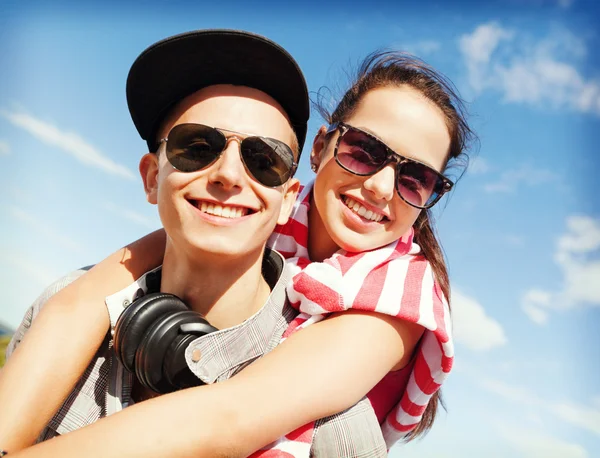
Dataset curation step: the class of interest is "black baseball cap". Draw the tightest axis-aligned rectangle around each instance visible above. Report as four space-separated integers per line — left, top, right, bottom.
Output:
126 29 310 155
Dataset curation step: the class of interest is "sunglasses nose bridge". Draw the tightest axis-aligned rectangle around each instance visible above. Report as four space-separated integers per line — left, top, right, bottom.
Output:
387 152 405 166
223 134 243 149
205 137 249 187
222 136 253 173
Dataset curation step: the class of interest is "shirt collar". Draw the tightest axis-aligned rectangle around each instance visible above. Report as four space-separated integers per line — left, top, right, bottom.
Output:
185 247 291 384
105 248 290 385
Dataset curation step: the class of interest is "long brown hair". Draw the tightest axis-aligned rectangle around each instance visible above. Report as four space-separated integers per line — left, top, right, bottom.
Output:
315 51 477 440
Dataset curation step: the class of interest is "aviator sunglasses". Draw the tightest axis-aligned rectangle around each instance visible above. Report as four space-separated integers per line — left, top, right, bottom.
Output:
327 122 453 209
158 123 298 187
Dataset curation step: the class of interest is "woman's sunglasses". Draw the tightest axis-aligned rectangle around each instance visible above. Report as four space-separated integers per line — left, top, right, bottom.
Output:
158 123 297 187
327 122 453 209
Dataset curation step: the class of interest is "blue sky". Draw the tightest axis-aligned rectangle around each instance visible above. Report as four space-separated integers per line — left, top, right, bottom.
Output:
1 0 599 456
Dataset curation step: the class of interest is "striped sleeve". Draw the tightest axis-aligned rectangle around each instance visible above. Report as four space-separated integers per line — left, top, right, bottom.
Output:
284 238 454 449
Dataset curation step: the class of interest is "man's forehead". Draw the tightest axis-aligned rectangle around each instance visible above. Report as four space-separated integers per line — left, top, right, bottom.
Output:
173 85 290 121
159 84 293 139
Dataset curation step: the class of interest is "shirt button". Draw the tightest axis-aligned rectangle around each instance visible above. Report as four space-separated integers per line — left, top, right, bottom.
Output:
191 348 202 363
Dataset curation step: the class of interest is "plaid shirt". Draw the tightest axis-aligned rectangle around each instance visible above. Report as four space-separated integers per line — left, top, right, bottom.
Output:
7 249 387 457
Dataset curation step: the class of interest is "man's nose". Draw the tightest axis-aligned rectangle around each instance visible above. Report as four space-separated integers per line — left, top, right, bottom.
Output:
206 138 247 190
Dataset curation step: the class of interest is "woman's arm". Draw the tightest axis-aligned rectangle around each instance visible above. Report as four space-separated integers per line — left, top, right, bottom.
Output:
11 309 423 458
0 230 166 452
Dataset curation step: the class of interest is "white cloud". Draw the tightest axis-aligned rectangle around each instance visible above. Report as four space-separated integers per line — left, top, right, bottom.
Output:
101 201 159 230
522 289 551 325
401 40 441 56
5 186 35 207
459 22 513 64
480 377 530 403
6 205 85 254
557 216 600 254
451 289 507 351
500 428 588 458
559 255 600 305
0 140 10 156
481 377 600 437
484 164 559 193
557 0 575 8
522 216 600 324
459 23 600 116
504 234 525 246
522 303 548 325
1 110 136 180
551 402 600 436
0 252 59 288
467 156 490 175
459 22 514 93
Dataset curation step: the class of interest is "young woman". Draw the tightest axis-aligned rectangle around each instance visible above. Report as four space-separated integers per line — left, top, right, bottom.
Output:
3 47 475 457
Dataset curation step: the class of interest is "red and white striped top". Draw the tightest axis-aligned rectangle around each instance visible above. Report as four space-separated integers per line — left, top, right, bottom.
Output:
256 182 454 456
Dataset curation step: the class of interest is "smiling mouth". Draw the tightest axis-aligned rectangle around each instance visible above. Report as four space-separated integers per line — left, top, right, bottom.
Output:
342 196 387 223
188 199 255 219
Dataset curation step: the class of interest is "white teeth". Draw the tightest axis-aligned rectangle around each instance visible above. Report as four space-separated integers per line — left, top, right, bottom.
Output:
197 201 247 219
343 197 384 223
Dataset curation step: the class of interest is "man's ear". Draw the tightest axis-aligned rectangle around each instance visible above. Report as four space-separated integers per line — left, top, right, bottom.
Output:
139 153 159 205
277 178 301 226
309 125 328 173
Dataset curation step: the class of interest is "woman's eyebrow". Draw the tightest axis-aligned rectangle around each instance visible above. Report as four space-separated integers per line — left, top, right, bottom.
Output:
355 125 440 170
353 125 381 139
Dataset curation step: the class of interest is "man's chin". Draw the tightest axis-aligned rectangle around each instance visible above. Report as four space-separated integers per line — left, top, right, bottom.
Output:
184 236 264 260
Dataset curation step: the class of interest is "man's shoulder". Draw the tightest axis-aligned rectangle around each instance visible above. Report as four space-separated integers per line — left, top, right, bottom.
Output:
34 266 94 308
44 266 94 296
6 266 94 358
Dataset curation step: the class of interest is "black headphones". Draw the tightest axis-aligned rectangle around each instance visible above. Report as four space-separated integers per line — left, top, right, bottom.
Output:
113 291 218 394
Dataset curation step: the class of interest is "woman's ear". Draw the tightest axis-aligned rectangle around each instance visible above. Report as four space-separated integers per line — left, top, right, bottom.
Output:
309 125 328 173
139 153 159 204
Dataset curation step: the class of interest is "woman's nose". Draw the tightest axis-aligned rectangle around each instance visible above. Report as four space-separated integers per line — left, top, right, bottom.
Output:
362 164 396 201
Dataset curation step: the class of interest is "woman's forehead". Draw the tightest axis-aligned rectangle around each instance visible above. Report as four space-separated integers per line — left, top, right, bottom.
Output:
346 87 451 170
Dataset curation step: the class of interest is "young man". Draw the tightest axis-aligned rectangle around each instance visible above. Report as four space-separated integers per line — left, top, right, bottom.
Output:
3 28 306 445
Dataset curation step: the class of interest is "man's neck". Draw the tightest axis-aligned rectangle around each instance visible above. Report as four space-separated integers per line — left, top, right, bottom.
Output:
159 243 271 329
307 194 339 262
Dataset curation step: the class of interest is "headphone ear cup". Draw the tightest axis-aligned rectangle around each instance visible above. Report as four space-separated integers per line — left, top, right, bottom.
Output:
163 316 218 390
136 311 217 393
113 293 187 373
163 333 203 390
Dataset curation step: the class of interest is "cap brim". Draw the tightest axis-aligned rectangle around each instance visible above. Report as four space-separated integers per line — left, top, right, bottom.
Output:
126 29 309 153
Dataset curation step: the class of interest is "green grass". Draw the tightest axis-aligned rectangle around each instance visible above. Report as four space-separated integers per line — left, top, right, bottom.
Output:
0 335 12 368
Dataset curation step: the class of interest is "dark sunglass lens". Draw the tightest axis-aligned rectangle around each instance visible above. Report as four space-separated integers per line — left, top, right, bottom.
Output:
240 137 294 187
166 124 225 172
336 129 388 175
397 162 443 208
